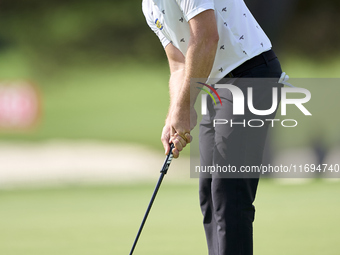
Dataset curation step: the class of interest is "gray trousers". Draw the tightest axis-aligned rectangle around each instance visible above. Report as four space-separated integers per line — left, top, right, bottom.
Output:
199 53 282 255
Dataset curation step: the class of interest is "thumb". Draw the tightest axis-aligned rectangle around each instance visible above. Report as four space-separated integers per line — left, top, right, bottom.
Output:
170 126 176 138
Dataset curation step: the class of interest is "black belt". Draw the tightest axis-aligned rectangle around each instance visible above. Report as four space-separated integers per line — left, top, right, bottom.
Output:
225 50 277 78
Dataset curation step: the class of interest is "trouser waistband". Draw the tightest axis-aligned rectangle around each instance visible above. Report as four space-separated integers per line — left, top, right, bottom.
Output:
225 50 277 78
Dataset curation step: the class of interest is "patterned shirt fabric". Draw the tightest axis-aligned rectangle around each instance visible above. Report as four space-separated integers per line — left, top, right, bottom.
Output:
142 0 272 82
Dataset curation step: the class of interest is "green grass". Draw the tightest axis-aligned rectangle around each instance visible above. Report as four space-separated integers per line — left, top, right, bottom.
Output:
1 180 340 255
0 54 171 150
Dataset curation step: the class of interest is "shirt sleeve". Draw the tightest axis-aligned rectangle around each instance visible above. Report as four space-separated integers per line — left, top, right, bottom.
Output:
175 0 215 21
142 1 171 48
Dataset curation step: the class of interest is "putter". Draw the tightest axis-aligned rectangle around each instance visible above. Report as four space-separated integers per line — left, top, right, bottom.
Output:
129 143 175 255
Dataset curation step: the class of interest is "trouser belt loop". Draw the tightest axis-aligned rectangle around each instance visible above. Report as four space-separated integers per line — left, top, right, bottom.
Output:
263 52 269 66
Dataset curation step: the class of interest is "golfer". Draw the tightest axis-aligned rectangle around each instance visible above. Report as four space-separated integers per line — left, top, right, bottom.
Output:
142 1 282 254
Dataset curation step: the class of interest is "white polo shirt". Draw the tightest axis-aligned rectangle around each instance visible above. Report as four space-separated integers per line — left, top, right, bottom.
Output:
142 0 272 81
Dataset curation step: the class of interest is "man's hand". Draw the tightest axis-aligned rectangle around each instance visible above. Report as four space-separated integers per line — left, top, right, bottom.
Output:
161 121 189 159
168 105 196 158
170 105 190 141
161 122 172 155
161 106 195 158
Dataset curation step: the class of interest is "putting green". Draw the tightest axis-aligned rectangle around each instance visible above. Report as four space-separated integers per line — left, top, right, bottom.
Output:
0 179 339 255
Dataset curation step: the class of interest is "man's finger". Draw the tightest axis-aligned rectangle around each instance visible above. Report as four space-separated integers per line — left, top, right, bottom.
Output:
161 134 171 155
174 129 190 142
185 133 192 143
178 132 190 143
172 147 179 158
170 126 176 137
163 141 170 155
172 136 184 152
173 133 187 148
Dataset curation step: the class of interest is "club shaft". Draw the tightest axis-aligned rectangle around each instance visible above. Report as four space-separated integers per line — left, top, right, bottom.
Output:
129 144 174 255
129 172 165 255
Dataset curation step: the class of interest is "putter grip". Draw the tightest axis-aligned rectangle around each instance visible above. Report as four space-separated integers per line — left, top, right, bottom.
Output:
160 143 175 174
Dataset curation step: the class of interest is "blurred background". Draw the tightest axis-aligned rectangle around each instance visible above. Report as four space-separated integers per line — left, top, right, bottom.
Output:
0 0 339 254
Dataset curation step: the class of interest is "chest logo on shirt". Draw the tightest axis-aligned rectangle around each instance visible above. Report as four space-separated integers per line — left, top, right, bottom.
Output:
155 19 163 30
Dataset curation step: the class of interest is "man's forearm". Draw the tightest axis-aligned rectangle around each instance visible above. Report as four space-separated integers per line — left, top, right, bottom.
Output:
167 36 218 129
177 33 219 109
166 68 185 123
